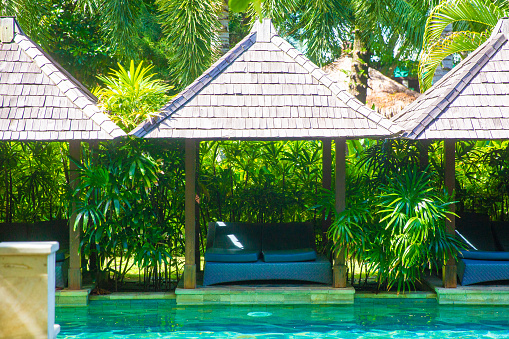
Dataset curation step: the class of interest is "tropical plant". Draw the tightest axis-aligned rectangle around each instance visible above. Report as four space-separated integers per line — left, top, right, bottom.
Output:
72 139 177 291
373 167 463 291
93 60 173 132
327 165 464 292
0 142 68 223
419 0 509 91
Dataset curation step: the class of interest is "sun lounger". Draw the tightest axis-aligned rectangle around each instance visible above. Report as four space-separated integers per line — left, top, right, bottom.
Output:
203 221 332 286
456 213 509 285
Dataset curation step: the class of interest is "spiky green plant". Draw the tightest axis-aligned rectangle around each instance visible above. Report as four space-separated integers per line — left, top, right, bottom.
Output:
93 60 172 132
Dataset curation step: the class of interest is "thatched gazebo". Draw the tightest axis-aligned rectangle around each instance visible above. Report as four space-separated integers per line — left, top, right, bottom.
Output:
323 57 419 118
132 18 402 290
392 18 509 288
0 17 125 290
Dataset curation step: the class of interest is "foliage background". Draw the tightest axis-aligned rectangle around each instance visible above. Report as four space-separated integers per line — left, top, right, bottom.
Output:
2 0 509 290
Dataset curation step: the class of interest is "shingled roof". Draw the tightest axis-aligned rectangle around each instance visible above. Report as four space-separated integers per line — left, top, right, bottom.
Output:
131 19 401 140
392 18 509 140
0 17 125 141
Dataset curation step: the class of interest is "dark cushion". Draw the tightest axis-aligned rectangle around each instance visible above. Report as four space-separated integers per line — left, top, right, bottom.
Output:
205 248 260 262
460 250 509 261
211 221 262 251
263 248 317 262
456 212 496 251
262 222 315 252
205 222 262 263
492 221 509 251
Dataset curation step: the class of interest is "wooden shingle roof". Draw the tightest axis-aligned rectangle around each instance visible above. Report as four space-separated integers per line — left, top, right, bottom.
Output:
392 18 509 140
0 18 125 141
131 19 401 140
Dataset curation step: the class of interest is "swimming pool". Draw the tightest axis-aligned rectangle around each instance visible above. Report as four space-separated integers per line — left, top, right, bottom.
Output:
56 299 509 338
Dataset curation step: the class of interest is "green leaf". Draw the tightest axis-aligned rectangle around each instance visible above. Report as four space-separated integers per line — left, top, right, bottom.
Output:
229 0 251 12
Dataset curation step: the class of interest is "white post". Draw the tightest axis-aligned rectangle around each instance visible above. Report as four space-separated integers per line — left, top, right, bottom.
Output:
0 241 61 339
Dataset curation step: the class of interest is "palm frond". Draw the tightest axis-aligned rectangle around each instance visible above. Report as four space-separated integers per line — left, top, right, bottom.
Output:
298 0 351 66
99 0 146 58
157 0 221 88
419 30 489 91
424 0 503 45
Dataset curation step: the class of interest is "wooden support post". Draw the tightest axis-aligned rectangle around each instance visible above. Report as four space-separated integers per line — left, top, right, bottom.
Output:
68 140 82 290
184 139 197 289
195 140 201 272
443 139 457 288
322 139 332 246
333 138 347 288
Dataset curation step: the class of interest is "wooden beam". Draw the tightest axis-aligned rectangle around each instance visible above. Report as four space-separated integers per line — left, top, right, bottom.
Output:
195 140 201 272
333 138 347 288
184 139 197 289
322 139 332 246
68 140 82 290
443 139 457 288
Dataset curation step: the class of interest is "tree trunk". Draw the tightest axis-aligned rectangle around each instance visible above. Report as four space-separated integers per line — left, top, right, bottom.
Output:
349 27 370 105
218 0 230 55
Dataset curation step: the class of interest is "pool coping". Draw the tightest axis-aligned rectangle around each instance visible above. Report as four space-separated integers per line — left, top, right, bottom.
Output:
55 278 509 307
424 275 509 305
90 292 176 301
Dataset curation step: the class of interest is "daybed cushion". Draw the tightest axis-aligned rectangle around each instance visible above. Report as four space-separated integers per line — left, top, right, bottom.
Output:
456 212 497 251
263 248 317 262
204 222 262 263
492 221 509 251
262 222 317 262
205 248 260 262
460 250 509 261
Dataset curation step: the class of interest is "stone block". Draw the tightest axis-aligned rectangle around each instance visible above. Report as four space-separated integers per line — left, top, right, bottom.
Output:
0 242 60 338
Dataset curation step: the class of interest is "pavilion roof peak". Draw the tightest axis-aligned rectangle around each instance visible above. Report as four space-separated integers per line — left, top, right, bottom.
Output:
0 17 125 141
492 17 509 37
131 18 402 140
392 18 509 140
250 18 278 43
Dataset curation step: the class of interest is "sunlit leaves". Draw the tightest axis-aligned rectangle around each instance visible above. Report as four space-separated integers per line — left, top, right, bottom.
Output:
93 60 173 132
230 0 251 12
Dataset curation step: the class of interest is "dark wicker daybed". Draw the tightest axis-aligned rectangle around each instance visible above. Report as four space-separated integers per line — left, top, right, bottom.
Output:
456 213 509 286
203 221 332 286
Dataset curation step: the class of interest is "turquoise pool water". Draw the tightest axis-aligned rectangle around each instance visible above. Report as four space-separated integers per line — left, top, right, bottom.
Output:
56 299 509 338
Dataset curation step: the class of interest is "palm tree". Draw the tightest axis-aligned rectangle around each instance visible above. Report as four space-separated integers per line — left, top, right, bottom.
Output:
419 0 509 92
259 0 436 103
156 0 223 88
